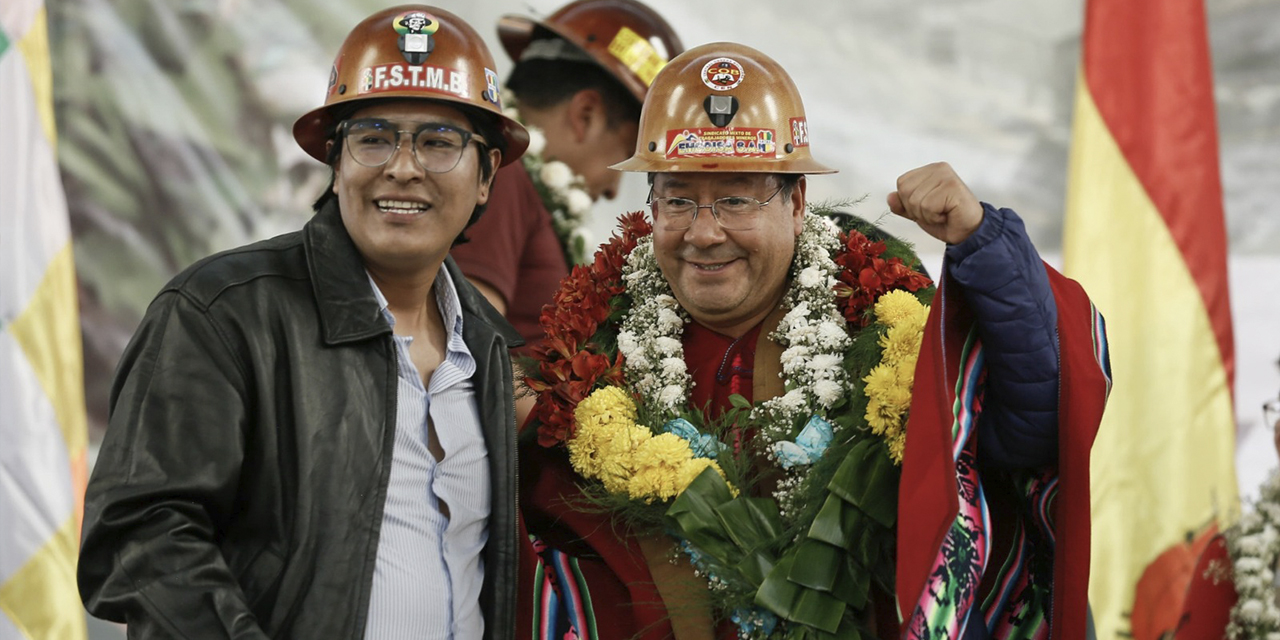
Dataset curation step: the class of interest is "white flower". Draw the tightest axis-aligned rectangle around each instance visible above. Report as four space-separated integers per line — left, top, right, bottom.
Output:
658 308 683 331
813 379 842 406
1260 523 1279 547
810 353 843 375
782 302 811 325
790 323 817 343
1238 535 1265 556
655 337 682 354
797 267 824 288
566 188 593 217
817 321 849 348
526 128 546 157
1241 599 1265 621
540 162 574 190
779 345 812 370
1237 557 1266 574
658 385 684 407
661 357 687 377
779 389 807 412
617 330 639 357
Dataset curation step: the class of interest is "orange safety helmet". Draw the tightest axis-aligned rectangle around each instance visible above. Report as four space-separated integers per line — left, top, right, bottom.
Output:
497 0 683 102
612 42 836 175
293 5 529 166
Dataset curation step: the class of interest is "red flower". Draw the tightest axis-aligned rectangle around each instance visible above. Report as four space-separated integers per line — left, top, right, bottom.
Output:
524 212 652 447
833 229 932 328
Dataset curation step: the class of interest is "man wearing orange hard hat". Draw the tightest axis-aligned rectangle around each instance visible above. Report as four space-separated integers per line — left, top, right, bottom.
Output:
79 6 528 638
519 42 1111 639
451 0 683 362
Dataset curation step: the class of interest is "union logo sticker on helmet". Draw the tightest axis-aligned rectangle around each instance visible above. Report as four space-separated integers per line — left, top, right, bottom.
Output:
701 57 744 91
395 11 440 64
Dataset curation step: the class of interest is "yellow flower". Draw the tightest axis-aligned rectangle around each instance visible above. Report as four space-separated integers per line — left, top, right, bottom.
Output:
864 350 916 462
887 432 906 465
569 386 647 490
874 290 927 328
675 458 721 492
881 322 925 366
600 425 654 494
626 433 696 502
574 386 638 426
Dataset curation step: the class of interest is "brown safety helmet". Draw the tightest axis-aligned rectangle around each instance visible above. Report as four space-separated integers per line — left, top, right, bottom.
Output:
612 42 837 174
497 0 683 102
293 5 529 166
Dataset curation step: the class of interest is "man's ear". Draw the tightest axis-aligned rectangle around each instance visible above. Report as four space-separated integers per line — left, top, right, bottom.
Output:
790 175 807 236
566 88 606 143
477 148 503 205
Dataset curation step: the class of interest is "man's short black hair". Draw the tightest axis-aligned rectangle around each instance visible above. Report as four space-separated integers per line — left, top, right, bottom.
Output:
506 55 641 128
311 100 507 247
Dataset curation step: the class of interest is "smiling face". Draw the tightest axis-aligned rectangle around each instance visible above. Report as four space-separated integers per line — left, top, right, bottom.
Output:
650 172 806 337
332 100 500 275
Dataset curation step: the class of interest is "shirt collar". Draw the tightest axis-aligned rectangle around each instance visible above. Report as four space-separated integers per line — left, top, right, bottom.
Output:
366 269 467 343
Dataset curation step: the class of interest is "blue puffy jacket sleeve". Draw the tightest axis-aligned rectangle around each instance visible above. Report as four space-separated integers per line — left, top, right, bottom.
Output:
944 203 1059 469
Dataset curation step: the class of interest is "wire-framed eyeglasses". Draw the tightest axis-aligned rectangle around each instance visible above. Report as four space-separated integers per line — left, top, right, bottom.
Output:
340 118 487 173
647 184 787 231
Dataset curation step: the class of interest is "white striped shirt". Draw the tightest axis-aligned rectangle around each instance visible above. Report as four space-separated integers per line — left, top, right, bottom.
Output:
364 268 489 640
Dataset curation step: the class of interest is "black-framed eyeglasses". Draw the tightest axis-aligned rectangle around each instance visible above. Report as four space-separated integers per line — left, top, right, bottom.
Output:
647 184 787 231
340 118 487 173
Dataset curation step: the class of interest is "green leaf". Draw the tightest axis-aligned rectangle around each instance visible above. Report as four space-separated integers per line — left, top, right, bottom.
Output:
837 556 869 608
789 586 846 633
807 496 846 546
733 549 776 585
728 393 753 410
787 540 840 591
666 469 737 560
827 440 898 527
715 497 782 552
755 555 800 618
831 619 866 640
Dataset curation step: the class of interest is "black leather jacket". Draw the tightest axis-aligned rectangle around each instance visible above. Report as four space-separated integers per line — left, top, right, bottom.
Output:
79 202 522 639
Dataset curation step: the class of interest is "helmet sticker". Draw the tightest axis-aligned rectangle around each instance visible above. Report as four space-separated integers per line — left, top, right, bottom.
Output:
790 118 809 147
394 11 441 65
665 128 776 159
326 62 339 97
607 26 668 87
358 63 471 100
701 58 744 91
483 68 501 106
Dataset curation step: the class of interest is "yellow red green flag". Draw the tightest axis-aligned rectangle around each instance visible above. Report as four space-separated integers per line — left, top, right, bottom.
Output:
1063 0 1238 637
0 1 90 638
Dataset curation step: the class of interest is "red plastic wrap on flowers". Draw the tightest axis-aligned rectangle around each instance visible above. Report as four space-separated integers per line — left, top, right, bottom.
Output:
525 212 651 448
834 229 931 328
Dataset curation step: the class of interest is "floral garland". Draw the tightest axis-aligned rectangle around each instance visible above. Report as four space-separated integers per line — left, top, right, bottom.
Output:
502 90 594 266
522 207 933 637
1224 469 1280 637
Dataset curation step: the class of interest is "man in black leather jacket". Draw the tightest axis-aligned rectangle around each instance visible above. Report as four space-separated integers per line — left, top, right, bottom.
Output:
78 6 531 639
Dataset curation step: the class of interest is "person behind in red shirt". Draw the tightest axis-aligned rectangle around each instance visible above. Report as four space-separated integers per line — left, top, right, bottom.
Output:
451 0 683 350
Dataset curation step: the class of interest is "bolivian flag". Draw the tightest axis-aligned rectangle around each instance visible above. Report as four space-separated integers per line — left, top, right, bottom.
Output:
0 1 90 638
1063 0 1237 637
